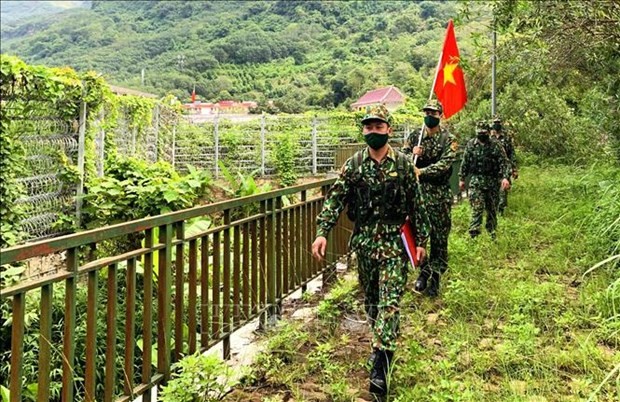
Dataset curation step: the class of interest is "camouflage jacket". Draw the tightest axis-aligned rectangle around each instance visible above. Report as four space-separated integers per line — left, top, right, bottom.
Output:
459 137 511 185
494 132 517 171
316 146 430 255
403 126 458 202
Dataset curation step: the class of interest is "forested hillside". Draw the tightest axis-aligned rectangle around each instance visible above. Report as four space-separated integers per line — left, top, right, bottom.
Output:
1 0 476 110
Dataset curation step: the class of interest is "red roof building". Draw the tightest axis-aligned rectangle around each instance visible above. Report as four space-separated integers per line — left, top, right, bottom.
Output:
182 100 258 115
350 86 406 111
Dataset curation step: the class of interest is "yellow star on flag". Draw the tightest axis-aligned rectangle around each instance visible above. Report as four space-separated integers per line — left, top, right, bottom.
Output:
443 62 458 86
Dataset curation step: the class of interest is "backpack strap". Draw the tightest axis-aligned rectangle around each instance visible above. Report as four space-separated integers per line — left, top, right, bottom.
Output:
439 129 450 152
350 149 364 172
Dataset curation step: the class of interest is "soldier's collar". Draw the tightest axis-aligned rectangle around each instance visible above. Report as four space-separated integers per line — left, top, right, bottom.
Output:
385 145 397 161
362 145 396 162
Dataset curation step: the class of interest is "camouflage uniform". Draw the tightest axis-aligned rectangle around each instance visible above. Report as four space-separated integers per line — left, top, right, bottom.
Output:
491 118 517 213
316 144 430 352
403 117 457 288
459 122 511 237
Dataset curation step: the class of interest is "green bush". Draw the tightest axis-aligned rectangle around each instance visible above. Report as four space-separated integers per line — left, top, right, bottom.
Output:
160 352 234 402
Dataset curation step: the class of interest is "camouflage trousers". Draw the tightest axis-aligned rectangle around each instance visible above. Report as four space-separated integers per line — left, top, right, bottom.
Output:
357 253 408 352
498 187 509 213
468 180 500 236
419 197 451 276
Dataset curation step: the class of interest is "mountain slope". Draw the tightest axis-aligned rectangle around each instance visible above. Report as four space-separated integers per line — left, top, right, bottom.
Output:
1 1 486 110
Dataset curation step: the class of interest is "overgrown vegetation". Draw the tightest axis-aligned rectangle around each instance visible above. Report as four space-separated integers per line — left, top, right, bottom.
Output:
160 352 235 402
224 163 619 401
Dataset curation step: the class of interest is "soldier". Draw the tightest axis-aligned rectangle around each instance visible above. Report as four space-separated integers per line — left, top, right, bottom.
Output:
311 105 430 398
458 121 512 239
402 100 458 297
491 116 518 214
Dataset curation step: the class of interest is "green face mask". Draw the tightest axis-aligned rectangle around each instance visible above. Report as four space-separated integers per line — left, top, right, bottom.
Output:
424 115 440 128
364 132 389 150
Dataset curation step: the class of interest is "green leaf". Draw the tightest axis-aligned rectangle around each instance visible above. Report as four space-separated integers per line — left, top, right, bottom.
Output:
163 190 179 203
1 266 26 278
0 385 9 402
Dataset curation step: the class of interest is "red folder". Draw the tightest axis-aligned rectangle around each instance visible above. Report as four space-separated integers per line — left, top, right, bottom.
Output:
400 217 418 268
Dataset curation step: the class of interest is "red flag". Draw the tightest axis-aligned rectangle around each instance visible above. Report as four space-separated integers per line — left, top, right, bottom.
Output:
191 85 196 103
433 20 467 119
400 217 419 268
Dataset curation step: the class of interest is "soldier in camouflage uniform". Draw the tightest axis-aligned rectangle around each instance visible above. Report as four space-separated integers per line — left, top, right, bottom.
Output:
312 105 430 397
459 122 512 239
402 100 458 297
491 116 518 214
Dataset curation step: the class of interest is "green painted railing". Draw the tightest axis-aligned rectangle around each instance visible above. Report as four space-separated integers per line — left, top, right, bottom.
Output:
0 178 352 402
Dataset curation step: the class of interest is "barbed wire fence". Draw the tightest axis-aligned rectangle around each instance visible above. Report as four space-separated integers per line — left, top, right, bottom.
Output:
12 104 412 243
5 99 83 242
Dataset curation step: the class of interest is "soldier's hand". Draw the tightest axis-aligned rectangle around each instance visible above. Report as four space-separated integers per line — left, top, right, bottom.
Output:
415 247 426 264
459 180 466 191
312 236 327 261
501 179 511 191
414 167 421 179
413 146 423 156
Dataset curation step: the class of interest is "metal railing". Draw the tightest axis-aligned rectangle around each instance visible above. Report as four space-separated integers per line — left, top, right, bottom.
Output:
0 178 352 402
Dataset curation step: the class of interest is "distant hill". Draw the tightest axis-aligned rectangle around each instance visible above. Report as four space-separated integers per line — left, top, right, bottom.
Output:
0 1 89 25
0 0 489 111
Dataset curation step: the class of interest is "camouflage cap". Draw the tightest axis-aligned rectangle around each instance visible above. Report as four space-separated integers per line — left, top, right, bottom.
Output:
492 115 502 123
421 100 443 114
476 121 491 133
361 104 393 126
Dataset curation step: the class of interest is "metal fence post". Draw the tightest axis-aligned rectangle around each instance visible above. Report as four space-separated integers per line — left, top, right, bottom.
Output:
404 122 410 144
260 113 266 176
153 104 160 162
214 113 220 179
76 101 87 227
171 124 176 170
97 108 105 177
311 117 318 175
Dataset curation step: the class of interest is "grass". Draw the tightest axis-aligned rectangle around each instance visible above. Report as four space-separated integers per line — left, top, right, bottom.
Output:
224 163 619 402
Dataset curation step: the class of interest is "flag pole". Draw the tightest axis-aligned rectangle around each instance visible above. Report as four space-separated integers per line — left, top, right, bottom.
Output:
412 47 444 166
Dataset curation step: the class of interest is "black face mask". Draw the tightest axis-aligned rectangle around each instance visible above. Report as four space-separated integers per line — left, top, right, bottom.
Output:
493 123 502 132
424 115 440 128
364 132 389 150
477 133 489 142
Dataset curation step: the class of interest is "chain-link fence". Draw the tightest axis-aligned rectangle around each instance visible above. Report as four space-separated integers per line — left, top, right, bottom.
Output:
172 114 413 177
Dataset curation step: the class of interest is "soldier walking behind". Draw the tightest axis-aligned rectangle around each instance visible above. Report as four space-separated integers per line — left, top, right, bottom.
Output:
459 122 511 239
403 100 458 297
312 105 430 398
491 116 518 214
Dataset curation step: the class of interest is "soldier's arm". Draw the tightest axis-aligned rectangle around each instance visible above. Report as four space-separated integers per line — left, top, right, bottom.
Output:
418 133 458 179
495 142 512 181
405 163 430 248
316 162 352 238
401 130 417 154
458 142 471 181
508 137 518 170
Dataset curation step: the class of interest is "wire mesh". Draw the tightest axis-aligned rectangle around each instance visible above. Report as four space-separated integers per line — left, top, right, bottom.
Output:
5 99 79 242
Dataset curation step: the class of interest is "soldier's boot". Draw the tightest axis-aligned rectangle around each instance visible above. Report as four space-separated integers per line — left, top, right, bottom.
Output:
369 349 393 397
469 230 480 239
426 272 441 297
414 270 431 292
